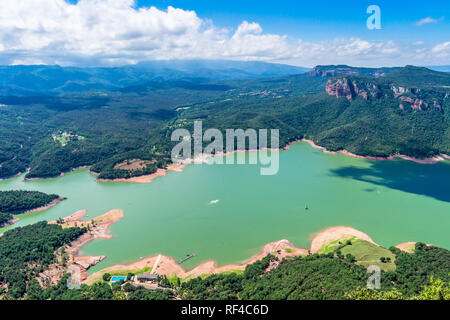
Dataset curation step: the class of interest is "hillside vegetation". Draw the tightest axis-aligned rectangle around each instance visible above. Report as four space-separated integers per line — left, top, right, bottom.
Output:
0 65 448 180
0 190 61 227
0 222 85 298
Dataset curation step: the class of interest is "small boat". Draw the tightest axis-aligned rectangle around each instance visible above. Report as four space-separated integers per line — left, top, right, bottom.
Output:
305 205 309 211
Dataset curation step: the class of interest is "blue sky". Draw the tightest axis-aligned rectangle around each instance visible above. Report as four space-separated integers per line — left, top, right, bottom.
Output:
1 0 449 67
138 0 449 43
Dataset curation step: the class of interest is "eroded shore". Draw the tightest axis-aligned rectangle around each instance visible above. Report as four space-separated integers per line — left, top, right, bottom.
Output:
96 139 450 184
83 223 393 284
46 209 124 282
36 206 433 285
20 196 66 215
96 163 186 184
1 197 67 229
18 138 449 185
302 139 450 164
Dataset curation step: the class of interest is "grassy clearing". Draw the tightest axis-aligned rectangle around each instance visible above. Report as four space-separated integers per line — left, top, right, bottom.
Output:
198 269 245 281
52 132 85 147
318 236 355 254
401 243 416 253
340 239 396 271
317 236 396 271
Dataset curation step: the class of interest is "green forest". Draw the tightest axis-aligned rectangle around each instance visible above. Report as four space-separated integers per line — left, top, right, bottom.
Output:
0 190 61 227
0 65 447 180
0 190 59 213
179 243 449 300
0 222 85 298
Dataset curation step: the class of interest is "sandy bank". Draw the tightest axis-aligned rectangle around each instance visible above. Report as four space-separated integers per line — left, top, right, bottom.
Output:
80 222 436 285
309 226 378 254
49 209 124 281
1 218 19 228
395 242 417 253
395 241 435 253
86 239 308 283
96 163 186 184
23 166 91 181
19 197 66 215
0 197 66 229
302 139 449 164
86 226 381 283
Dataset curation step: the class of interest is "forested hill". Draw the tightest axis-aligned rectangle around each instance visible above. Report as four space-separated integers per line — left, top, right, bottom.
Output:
0 190 61 227
178 66 450 158
180 243 450 300
0 222 85 298
0 60 309 96
0 64 448 180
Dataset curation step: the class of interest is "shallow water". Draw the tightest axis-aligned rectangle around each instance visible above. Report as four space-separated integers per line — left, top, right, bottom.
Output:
1 142 449 273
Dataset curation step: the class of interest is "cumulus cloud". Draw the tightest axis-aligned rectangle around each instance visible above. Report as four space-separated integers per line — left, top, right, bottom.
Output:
414 17 438 26
0 0 448 67
431 41 450 58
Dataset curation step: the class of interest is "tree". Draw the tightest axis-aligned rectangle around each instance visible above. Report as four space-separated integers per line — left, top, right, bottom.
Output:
416 277 450 300
102 273 112 282
345 287 404 300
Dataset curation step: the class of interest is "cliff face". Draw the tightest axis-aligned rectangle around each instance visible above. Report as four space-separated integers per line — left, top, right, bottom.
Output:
326 77 445 112
309 65 398 78
309 67 359 77
325 78 378 101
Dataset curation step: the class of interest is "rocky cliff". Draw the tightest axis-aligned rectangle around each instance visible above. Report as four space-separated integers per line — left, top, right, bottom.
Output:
309 65 400 78
325 78 379 101
326 77 445 112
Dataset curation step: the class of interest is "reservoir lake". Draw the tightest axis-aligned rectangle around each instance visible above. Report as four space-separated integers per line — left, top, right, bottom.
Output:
1 142 449 273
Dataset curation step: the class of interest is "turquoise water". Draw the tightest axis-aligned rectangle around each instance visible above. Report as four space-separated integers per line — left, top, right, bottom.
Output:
110 276 127 283
0 142 449 273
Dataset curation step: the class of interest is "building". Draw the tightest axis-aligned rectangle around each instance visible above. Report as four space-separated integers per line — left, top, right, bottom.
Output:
136 273 158 284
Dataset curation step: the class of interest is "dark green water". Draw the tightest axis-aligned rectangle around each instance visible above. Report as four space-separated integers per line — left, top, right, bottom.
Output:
1 142 449 273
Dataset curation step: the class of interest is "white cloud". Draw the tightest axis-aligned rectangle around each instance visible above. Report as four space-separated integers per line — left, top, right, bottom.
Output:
414 17 438 26
0 1 448 67
431 41 450 59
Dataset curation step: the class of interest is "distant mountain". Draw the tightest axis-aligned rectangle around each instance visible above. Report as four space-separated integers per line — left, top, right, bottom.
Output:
308 65 402 78
0 60 309 96
427 65 450 73
135 60 309 79
385 65 450 87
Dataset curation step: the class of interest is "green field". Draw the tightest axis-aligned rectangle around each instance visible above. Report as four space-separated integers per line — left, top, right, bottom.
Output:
340 239 396 271
318 237 396 271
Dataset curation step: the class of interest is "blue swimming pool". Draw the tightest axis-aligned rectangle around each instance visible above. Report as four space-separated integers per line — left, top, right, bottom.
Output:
110 276 127 283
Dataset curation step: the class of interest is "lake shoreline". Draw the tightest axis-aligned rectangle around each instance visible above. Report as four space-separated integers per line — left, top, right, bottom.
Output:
84 225 397 283
48 209 124 282
16 196 67 215
23 165 91 182
15 138 449 183
95 163 186 184
301 139 450 164
93 139 450 184
0 197 66 229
